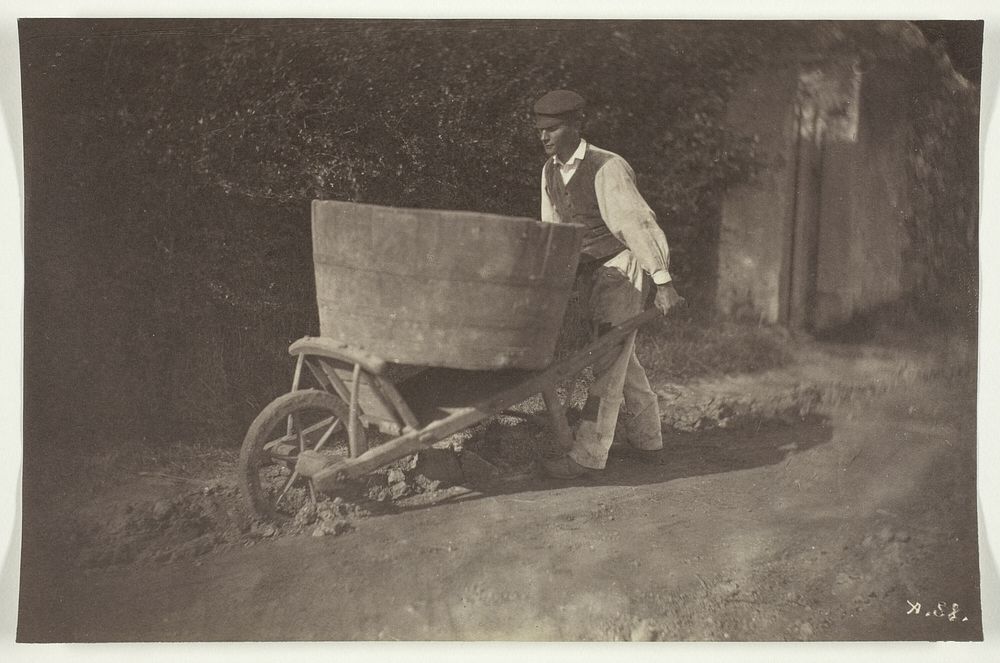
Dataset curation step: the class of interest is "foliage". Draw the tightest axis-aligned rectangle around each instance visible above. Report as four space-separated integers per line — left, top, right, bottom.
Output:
23 20 770 447
901 44 980 329
794 22 980 329
636 314 793 381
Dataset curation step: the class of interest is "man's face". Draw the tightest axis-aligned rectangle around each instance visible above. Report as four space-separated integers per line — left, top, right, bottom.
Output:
538 120 580 161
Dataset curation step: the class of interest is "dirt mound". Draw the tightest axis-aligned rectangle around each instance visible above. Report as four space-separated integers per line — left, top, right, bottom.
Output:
69 475 381 569
72 478 247 568
67 450 491 571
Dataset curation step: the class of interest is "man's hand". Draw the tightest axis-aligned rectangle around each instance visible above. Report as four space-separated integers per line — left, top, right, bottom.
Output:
653 283 686 316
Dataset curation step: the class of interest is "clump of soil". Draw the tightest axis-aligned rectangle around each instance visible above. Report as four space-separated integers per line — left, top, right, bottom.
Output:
286 496 370 538
70 475 380 570
362 444 505 503
56 439 479 572
68 443 508 571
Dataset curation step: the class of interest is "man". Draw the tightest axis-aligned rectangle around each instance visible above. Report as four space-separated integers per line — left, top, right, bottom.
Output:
534 89 685 479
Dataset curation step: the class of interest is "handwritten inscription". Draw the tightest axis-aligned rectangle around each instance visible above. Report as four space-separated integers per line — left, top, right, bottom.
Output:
906 601 969 622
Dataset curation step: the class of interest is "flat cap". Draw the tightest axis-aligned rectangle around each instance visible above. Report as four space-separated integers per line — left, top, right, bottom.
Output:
533 89 585 128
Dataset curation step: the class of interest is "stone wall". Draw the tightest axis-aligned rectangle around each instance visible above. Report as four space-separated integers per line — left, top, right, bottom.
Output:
718 56 912 330
716 65 800 323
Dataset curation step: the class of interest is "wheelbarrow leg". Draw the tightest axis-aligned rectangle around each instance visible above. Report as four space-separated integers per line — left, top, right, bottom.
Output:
542 386 574 452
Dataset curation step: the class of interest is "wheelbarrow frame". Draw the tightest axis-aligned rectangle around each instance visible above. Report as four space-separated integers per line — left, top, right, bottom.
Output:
238 307 660 520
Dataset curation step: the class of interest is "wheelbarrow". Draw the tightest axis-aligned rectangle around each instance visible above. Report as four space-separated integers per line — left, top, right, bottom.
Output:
237 307 660 521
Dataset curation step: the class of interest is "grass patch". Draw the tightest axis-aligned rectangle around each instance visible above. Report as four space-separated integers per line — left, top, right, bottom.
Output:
636 312 793 381
553 288 793 382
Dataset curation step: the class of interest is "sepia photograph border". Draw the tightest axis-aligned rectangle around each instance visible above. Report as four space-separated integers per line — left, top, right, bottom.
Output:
2 0 998 661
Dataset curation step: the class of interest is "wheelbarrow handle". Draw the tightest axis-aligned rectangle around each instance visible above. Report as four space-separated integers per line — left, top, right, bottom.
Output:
614 307 662 336
562 307 661 378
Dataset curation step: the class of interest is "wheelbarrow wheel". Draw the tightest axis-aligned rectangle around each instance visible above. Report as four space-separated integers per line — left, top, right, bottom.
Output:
239 388 365 522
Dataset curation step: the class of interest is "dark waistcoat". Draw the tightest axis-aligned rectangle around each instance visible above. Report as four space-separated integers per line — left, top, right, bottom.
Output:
544 145 626 263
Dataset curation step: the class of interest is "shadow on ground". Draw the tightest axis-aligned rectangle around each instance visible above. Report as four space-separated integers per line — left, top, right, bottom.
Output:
387 415 832 513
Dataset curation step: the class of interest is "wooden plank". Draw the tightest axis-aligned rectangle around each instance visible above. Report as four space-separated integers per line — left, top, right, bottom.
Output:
358 372 403 430
305 355 403 429
291 353 305 391
322 361 399 423
304 358 336 395
308 358 363 416
289 336 388 376
311 200 583 370
347 364 364 458
375 377 420 431
286 354 307 438
317 359 351 403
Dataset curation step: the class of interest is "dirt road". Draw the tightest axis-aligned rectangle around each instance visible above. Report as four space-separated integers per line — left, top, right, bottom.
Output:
22 359 980 641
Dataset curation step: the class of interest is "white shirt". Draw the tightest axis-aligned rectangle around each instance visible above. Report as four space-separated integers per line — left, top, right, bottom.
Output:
541 139 672 286
552 138 588 185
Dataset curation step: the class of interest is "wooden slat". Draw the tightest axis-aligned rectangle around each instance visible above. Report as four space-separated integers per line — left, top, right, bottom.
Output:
347 364 364 458
377 378 421 431
311 200 583 370
323 360 400 423
304 358 336 395
291 353 305 391
358 372 403 430
305 355 404 429
289 336 388 375
317 359 352 403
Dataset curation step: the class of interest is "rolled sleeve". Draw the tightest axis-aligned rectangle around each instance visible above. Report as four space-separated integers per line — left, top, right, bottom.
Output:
594 157 671 281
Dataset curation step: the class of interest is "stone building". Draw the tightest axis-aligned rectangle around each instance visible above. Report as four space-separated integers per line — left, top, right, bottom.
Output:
715 30 953 331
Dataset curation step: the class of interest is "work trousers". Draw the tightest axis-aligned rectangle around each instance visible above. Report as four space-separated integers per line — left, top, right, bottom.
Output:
569 253 664 470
